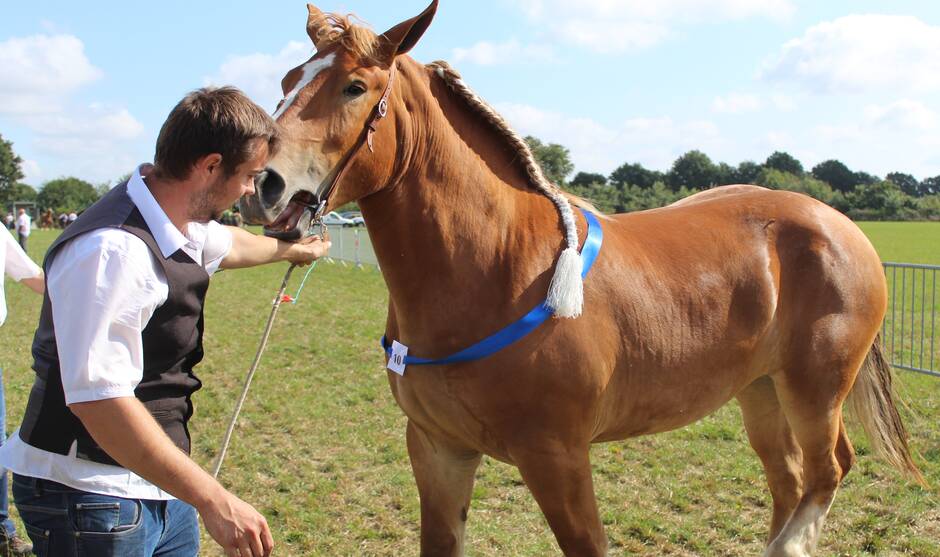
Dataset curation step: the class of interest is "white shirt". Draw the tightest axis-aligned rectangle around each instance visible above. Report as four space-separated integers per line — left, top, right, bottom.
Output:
0 165 233 500
15 213 31 236
0 230 42 325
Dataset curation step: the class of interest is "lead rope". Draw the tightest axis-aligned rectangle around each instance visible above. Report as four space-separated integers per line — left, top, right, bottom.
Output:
212 224 324 479
212 263 296 479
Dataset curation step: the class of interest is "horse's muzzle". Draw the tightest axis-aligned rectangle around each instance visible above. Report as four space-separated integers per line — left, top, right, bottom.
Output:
239 169 287 225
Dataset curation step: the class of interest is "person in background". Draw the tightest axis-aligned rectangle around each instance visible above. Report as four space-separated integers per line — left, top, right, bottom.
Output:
0 227 44 556
14 210 30 253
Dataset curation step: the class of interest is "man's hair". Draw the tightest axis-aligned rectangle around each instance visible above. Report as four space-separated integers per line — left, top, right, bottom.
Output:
153 86 280 181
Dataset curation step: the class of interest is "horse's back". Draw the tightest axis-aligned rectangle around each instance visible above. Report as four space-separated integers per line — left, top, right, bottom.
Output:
587 186 885 438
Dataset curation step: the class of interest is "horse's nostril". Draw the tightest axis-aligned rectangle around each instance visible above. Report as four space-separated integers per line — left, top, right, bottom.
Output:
258 168 287 208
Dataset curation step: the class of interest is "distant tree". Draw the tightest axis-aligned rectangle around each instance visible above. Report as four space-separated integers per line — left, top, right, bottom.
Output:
667 150 717 191
847 180 916 220
7 183 38 203
917 194 940 220
1 133 26 209
886 172 920 197
733 161 762 185
609 162 660 189
37 177 99 214
764 151 803 175
919 175 940 196
853 171 879 187
811 159 857 193
95 182 112 198
715 162 736 186
570 171 607 188
523 136 574 186
758 168 843 208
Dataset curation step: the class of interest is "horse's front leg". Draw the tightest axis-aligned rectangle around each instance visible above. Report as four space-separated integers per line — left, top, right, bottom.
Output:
407 420 482 557
512 443 608 557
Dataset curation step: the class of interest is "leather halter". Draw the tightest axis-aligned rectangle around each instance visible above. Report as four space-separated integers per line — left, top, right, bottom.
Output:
308 62 398 222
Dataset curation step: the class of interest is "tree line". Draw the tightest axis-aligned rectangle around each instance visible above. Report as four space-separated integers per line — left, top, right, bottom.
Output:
524 136 940 221
2 131 938 221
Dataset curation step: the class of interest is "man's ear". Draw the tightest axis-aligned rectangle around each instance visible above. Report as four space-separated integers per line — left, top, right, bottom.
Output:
195 153 224 179
377 0 438 64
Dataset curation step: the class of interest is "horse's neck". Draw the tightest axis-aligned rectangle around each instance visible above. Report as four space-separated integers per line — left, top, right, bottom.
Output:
359 85 563 347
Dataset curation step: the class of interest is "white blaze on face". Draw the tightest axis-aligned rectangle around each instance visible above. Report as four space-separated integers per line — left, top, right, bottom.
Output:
273 52 336 119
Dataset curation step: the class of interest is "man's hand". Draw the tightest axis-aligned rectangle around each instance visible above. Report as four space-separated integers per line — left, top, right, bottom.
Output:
70 397 275 556
198 490 274 557
284 234 331 266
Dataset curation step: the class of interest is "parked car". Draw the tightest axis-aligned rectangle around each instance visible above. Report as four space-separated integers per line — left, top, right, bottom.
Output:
322 211 356 227
340 211 365 226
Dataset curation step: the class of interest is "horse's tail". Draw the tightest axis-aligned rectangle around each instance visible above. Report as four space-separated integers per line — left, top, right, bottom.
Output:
848 333 926 486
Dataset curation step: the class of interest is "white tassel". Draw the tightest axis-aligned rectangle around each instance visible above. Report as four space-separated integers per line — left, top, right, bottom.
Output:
546 246 584 318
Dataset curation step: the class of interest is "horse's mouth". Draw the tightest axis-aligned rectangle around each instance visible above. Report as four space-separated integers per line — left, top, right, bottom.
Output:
263 191 316 241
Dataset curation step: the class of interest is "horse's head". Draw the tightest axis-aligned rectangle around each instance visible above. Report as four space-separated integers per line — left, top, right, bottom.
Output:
239 1 438 238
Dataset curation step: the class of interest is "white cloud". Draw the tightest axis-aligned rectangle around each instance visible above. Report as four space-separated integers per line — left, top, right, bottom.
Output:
23 105 146 183
711 92 797 114
761 15 940 94
864 99 937 131
21 160 42 185
0 34 103 115
0 34 145 184
517 0 794 52
452 39 555 65
495 102 723 173
712 93 763 113
204 41 313 111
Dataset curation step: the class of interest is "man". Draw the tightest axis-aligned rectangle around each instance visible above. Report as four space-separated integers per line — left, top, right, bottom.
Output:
14 209 30 252
0 228 45 556
0 87 330 557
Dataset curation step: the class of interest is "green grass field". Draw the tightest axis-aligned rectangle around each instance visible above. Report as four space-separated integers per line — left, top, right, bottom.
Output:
1 222 938 556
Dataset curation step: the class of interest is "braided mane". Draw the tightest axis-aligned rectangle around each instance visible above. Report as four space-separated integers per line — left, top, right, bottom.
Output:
313 16 586 317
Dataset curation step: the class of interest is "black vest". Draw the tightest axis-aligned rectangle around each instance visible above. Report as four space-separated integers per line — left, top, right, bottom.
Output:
20 182 210 466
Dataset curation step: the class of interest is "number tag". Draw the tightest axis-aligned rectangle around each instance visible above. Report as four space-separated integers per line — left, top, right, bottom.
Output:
387 341 408 376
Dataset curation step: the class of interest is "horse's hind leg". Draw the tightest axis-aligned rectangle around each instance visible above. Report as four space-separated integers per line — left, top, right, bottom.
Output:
407 420 482 557
512 444 607 556
737 376 804 543
764 354 862 557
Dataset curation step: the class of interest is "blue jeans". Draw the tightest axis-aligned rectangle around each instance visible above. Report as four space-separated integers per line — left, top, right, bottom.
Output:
0 367 15 537
12 475 199 556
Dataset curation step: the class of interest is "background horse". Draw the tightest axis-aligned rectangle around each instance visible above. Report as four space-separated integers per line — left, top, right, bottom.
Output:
239 2 923 555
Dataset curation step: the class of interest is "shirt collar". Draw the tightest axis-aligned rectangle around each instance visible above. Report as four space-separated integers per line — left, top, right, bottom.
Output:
126 165 189 259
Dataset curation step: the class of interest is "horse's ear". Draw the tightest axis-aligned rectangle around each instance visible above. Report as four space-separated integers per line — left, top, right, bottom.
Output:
377 0 438 63
306 3 328 50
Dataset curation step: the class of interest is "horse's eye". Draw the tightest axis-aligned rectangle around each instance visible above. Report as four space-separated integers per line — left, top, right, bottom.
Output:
344 82 367 98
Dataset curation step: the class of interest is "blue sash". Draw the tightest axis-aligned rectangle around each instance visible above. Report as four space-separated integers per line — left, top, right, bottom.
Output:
381 208 603 366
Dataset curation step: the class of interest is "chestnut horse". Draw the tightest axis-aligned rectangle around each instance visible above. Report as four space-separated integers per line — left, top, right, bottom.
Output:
239 2 923 555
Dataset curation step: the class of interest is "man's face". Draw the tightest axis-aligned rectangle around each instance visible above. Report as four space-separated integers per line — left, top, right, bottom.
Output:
190 140 270 222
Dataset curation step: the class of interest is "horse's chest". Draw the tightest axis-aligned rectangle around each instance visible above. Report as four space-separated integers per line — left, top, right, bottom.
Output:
387 369 512 456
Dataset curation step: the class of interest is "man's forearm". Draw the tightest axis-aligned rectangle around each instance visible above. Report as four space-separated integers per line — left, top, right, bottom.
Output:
221 225 330 269
69 397 225 508
21 274 44 294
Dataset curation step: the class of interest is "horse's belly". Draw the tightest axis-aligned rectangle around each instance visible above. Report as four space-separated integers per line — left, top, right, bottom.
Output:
594 356 763 441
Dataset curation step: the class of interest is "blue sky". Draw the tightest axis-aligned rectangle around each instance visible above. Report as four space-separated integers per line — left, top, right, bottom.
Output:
2 0 939 187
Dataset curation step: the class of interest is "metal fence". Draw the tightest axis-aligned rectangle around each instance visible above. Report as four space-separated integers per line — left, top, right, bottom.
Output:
882 262 938 378
323 225 379 267
322 228 939 377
